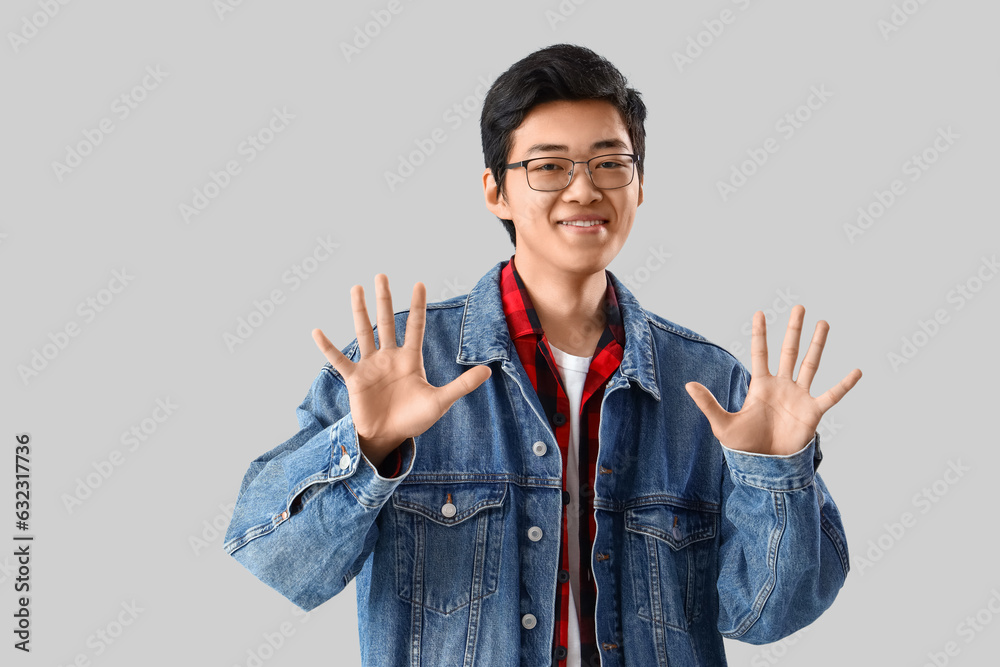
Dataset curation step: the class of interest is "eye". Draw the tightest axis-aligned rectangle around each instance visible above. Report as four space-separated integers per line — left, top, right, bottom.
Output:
531 160 567 172
595 159 627 170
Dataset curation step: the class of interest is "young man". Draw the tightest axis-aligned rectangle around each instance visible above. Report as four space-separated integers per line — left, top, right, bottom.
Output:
224 44 861 666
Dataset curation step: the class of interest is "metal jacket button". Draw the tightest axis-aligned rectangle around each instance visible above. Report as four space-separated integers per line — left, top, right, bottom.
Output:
527 526 543 542
521 613 537 629
441 502 457 518
338 453 351 470
532 441 547 456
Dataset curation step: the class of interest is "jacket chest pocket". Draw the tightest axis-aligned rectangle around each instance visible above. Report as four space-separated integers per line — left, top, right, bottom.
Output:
391 482 507 615
625 503 717 632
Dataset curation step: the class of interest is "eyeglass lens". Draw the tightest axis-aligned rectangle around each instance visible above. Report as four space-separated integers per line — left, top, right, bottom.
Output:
525 154 635 191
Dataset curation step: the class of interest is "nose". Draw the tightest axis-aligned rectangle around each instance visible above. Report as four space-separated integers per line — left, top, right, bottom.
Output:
562 163 603 204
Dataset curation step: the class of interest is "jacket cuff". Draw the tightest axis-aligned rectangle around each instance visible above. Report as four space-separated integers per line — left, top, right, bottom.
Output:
341 419 415 509
721 432 821 492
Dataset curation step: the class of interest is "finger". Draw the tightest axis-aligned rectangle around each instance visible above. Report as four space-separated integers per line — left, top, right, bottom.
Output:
777 304 805 379
796 319 829 391
312 328 354 380
685 382 732 432
403 281 427 352
815 368 862 413
351 284 376 357
374 274 397 349
436 365 493 409
750 311 771 378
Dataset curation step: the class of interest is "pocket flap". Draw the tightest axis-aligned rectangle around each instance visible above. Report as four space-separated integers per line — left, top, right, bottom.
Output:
392 483 507 526
625 503 716 550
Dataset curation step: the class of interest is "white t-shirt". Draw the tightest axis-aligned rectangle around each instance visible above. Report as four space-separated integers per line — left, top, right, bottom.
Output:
546 341 593 667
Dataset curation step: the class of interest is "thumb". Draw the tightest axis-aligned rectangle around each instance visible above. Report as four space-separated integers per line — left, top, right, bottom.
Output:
684 381 730 429
439 365 492 407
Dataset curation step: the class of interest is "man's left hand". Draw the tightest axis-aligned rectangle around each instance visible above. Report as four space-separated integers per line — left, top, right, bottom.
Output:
685 305 862 456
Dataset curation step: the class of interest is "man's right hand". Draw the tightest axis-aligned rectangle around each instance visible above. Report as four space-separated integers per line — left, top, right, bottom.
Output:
312 274 492 468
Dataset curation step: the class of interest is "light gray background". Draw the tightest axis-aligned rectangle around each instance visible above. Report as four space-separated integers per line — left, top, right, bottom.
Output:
3 1 998 665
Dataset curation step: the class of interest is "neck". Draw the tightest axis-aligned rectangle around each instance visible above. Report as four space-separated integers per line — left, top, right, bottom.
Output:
512 253 608 356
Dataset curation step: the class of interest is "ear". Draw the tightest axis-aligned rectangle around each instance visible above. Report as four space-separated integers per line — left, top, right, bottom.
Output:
483 168 511 219
637 176 644 207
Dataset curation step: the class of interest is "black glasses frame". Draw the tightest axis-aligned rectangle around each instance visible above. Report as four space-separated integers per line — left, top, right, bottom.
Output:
504 153 641 192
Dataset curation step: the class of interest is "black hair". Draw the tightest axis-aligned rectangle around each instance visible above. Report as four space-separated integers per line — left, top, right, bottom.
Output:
480 44 647 247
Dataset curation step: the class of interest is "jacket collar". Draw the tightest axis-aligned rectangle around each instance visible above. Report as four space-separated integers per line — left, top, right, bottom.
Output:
456 260 660 400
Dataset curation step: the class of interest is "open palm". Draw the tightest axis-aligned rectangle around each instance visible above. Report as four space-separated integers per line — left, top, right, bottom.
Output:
685 305 861 455
312 274 492 466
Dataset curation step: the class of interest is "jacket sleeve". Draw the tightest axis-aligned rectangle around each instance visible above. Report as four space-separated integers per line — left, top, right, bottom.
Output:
223 352 415 612
715 362 850 643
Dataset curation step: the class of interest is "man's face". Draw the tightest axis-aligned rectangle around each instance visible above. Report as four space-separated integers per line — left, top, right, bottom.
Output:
483 98 643 278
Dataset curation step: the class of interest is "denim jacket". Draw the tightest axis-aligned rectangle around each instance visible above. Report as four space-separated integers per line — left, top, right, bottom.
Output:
224 260 850 666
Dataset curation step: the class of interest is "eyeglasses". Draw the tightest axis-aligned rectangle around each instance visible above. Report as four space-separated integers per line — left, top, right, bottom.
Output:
505 153 641 192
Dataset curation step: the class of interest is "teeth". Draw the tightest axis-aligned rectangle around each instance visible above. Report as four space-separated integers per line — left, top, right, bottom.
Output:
559 220 605 227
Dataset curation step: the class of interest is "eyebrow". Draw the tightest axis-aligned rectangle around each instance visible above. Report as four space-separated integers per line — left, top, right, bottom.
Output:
522 138 631 156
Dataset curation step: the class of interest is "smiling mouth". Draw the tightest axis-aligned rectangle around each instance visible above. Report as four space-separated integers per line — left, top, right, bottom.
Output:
558 220 607 227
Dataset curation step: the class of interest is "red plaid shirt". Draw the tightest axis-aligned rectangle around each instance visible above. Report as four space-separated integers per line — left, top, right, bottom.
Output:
377 256 625 664
500 255 625 665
